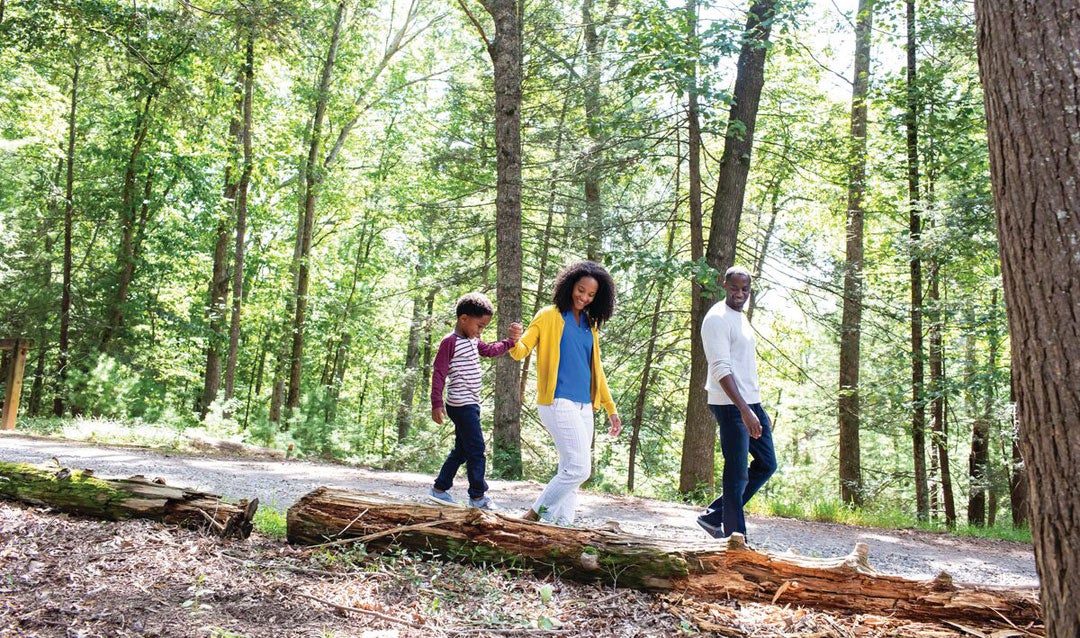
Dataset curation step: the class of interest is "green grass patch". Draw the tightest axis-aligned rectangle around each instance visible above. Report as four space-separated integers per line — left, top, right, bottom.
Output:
253 505 288 539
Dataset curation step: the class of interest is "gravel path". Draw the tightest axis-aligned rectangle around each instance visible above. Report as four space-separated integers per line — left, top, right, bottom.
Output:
0 432 1038 588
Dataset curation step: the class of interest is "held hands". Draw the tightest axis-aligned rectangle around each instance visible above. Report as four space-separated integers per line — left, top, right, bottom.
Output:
608 413 622 437
741 407 762 439
508 321 523 341
432 407 446 425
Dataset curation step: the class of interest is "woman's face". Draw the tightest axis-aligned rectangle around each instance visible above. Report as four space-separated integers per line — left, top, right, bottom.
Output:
572 276 599 312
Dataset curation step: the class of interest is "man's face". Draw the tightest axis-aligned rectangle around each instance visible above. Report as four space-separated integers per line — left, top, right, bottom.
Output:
723 273 751 311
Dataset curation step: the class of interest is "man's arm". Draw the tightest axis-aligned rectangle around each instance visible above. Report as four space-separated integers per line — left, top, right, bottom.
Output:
702 314 762 438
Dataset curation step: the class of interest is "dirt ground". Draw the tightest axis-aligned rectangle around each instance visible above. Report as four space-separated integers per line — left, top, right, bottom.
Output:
0 433 1044 637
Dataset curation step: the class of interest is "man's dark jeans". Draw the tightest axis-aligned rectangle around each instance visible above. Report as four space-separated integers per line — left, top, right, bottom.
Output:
434 404 488 499
700 403 777 537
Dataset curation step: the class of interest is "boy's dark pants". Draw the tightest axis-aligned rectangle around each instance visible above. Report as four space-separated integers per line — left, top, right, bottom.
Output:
701 403 777 537
434 404 488 500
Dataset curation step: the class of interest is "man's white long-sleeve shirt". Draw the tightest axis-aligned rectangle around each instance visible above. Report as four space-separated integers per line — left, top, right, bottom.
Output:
701 300 761 406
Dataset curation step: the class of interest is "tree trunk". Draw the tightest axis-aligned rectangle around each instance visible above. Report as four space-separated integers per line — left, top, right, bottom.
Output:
286 488 1041 625
396 285 427 442
224 24 256 412
678 0 709 495
965 308 988 526
100 92 155 354
928 263 955 526
904 0 929 521
0 462 257 539
480 0 524 479
838 0 873 507
54 56 79 418
581 0 610 262
682 0 776 495
974 1 1080 633
629 224 673 492
284 1 347 415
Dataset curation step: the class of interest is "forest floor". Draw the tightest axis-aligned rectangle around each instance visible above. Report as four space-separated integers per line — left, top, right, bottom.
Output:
0 432 1043 637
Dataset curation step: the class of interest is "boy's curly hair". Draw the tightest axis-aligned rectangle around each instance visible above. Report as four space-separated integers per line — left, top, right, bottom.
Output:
551 260 616 328
456 292 495 318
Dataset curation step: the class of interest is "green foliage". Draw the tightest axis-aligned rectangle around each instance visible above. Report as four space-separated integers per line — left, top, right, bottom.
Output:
252 506 288 539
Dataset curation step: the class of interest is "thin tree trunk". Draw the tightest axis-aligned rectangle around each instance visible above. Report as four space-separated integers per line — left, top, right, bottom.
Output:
629 223 674 492
284 0 347 415
928 262 955 526
837 0 873 507
477 0 524 479
679 0 707 495
581 0 612 261
396 284 427 442
904 0 929 520
223 25 256 412
54 56 79 418
100 92 154 354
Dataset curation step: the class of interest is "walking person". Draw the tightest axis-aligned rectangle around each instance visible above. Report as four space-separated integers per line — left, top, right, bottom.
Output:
696 266 777 540
510 261 622 525
429 293 522 509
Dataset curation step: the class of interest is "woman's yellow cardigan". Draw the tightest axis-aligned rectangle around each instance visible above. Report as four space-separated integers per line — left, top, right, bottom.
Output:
508 305 617 416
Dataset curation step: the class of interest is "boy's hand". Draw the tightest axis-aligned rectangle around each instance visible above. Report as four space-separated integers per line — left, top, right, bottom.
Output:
432 407 446 424
508 322 523 341
608 414 622 437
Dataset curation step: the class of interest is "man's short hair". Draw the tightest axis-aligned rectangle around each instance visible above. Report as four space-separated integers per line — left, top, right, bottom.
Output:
456 292 495 318
724 266 752 283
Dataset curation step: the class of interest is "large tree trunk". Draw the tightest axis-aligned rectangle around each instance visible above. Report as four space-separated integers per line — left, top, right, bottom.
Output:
480 0 524 479
286 488 1041 625
0 462 257 539
837 0 873 507
54 56 79 418
974 1 1080 634
904 0 929 521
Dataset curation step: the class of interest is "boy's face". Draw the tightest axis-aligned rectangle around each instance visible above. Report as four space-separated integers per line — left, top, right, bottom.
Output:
457 313 492 339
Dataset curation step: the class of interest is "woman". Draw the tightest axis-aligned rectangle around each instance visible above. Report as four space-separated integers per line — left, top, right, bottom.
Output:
510 260 622 524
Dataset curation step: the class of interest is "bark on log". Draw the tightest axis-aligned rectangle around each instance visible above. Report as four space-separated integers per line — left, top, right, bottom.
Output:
287 487 1041 625
0 461 257 539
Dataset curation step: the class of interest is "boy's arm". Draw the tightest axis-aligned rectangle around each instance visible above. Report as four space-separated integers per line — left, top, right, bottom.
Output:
430 336 454 423
508 310 545 361
477 322 524 357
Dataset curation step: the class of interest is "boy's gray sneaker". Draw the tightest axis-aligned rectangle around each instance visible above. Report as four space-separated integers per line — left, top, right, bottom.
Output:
468 496 496 510
427 488 456 505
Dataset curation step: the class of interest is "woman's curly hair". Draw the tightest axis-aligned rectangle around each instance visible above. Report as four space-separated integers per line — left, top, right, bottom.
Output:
551 260 616 328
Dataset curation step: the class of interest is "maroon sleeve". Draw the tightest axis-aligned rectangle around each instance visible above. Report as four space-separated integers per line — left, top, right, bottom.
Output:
431 334 456 410
477 337 515 358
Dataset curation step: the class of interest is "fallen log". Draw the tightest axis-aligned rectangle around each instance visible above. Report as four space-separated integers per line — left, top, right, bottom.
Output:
287 487 1041 626
0 461 257 539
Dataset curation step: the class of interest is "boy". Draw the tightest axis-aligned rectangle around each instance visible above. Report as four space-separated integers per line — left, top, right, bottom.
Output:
429 293 522 509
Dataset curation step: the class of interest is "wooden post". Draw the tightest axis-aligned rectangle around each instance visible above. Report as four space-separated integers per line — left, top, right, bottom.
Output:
1 339 33 431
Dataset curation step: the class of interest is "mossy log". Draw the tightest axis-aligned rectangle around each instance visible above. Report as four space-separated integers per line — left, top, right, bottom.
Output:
0 461 257 539
287 487 1041 625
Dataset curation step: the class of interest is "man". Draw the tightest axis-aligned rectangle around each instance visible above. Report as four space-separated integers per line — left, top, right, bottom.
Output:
696 266 777 540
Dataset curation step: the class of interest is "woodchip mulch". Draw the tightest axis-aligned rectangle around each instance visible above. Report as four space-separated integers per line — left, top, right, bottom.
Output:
0 502 1039 637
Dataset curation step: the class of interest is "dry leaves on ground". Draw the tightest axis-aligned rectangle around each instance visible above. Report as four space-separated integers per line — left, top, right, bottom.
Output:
0 502 1043 637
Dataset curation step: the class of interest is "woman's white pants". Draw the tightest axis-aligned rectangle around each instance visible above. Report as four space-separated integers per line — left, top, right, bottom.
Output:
533 398 594 525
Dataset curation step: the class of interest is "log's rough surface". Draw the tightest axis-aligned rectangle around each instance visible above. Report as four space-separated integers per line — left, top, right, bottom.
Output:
287 487 1041 625
0 461 257 539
